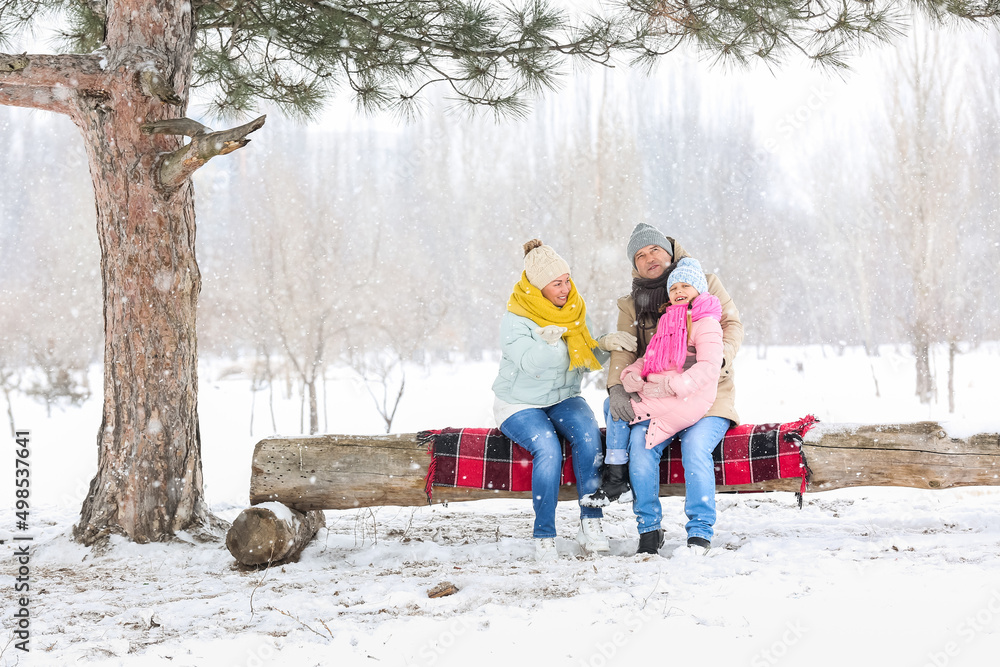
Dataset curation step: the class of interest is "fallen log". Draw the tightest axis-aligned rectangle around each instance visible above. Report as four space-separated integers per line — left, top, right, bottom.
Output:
225 502 325 566
245 423 1000 512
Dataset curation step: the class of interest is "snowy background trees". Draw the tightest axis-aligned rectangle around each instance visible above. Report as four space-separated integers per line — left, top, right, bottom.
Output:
3 25 997 432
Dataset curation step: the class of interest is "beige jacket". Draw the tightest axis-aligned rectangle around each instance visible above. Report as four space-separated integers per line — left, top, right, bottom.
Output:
607 238 743 425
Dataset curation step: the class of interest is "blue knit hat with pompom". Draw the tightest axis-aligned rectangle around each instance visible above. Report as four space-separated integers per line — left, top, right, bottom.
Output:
666 257 708 295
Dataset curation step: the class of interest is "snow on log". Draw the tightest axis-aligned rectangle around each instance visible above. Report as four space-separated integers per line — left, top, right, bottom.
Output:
245 423 1000 512
225 502 325 566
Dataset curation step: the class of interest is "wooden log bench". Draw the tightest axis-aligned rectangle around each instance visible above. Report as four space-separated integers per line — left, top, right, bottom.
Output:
225 422 1000 565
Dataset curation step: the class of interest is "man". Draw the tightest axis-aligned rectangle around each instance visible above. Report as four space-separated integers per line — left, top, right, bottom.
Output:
606 223 743 555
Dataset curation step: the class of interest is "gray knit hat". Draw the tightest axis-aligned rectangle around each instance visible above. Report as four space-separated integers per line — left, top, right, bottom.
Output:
627 223 673 269
667 257 708 295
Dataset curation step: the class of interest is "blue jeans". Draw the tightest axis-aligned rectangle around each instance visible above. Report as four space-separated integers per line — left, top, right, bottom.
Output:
500 396 604 538
603 405 634 465
604 398 729 541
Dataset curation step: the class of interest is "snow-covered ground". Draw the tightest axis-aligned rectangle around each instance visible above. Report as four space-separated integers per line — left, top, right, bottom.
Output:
2 342 1000 666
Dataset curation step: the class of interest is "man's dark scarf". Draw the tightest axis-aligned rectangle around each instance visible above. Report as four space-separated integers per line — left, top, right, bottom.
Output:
631 260 678 352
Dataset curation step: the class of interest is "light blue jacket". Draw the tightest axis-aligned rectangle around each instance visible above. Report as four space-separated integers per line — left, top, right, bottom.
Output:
491 312 609 408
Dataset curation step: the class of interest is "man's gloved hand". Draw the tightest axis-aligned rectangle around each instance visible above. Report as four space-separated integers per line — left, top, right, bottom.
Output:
598 331 638 352
535 325 567 345
608 384 639 422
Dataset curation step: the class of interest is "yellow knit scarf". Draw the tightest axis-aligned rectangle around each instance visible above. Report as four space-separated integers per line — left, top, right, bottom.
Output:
506 272 603 371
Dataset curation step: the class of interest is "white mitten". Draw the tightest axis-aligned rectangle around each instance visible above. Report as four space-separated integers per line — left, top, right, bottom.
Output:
598 331 638 352
535 325 568 345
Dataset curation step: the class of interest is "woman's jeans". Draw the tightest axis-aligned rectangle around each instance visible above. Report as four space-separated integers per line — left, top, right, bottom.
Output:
604 397 729 541
499 396 604 538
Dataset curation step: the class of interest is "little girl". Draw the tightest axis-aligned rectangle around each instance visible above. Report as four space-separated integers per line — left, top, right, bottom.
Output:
582 257 724 507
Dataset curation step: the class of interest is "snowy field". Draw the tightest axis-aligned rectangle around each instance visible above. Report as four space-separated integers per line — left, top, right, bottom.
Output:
2 342 1000 666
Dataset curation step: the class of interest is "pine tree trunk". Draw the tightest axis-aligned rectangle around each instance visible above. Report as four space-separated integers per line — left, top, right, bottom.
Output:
74 143 208 543
70 2 210 544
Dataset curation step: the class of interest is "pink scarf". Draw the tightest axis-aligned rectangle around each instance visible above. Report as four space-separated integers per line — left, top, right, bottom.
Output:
641 293 722 377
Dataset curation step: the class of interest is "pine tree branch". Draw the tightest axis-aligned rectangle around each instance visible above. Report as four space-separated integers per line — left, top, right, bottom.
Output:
293 0 619 58
143 114 266 189
632 0 999 70
0 52 106 114
0 82 76 113
10 0 994 119
0 52 105 89
141 118 212 137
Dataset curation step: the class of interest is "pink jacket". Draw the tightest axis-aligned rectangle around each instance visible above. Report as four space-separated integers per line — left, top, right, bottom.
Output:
620 300 724 449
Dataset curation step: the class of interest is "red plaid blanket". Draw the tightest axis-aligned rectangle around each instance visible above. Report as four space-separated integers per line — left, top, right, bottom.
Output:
419 415 817 501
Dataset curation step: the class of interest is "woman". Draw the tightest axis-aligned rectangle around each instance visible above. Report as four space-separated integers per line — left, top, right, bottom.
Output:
492 239 637 561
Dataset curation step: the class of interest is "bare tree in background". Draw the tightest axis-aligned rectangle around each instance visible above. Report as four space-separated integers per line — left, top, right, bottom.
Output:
0 301 26 436
969 32 1000 339
0 368 18 437
353 349 407 434
345 218 443 432
946 31 1000 412
0 111 100 423
806 104 895 352
247 344 280 436
558 71 647 337
248 139 359 435
876 27 970 404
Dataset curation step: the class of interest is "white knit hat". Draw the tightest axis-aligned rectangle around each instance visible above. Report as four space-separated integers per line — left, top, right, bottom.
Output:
523 239 571 289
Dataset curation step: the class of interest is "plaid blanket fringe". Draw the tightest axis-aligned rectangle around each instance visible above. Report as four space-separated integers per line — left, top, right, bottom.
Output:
420 415 818 502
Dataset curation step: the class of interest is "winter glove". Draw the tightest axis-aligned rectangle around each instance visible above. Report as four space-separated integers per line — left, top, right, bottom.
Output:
643 372 676 399
608 384 639 423
620 369 645 394
535 325 568 345
598 331 638 352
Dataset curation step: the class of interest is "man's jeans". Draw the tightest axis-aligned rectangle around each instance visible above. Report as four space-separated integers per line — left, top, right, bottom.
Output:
500 396 604 538
604 397 729 541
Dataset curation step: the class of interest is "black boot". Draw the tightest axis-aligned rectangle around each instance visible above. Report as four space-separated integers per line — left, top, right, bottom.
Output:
686 536 711 555
636 529 665 555
580 464 633 507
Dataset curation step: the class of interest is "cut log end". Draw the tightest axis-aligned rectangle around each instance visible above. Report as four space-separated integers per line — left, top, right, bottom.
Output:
225 503 325 566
